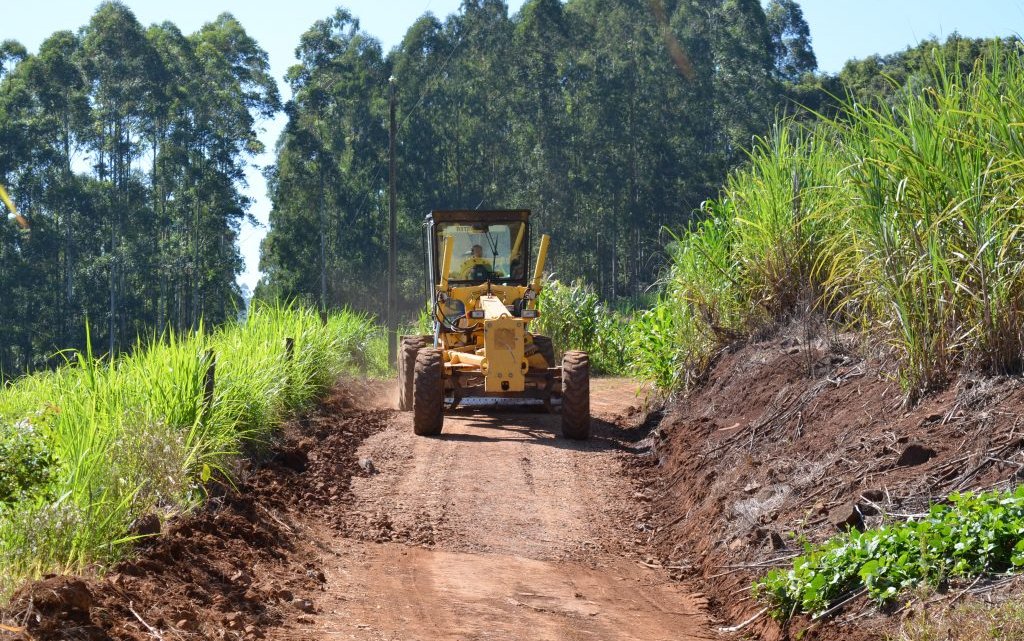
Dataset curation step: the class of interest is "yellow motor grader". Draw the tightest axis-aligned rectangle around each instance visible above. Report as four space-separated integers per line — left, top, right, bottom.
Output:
397 209 590 439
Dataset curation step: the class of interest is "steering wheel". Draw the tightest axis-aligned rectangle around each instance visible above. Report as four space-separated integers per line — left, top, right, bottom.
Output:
470 264 492 281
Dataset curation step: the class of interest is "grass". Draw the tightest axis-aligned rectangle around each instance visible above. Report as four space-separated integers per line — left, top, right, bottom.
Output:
0 303 387 597
643 44 1024 398
896 598 1024 641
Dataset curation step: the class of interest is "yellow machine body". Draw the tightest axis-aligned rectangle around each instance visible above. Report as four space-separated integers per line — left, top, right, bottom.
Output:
406 209 588 440
424 210 552 403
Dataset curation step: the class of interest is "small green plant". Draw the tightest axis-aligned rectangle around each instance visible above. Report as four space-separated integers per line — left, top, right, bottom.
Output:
755 486 1024 619
0 416 54 505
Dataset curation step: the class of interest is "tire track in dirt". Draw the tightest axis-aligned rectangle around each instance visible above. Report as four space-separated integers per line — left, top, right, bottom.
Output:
270 379 716 641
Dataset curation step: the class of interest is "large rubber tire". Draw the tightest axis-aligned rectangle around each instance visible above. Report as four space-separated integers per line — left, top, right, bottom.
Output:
561 351 590 440
531 334 556 369
398 335 430 411
413 348 444 436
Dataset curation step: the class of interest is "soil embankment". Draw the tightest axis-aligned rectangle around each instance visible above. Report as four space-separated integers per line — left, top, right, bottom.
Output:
642 324 1024 640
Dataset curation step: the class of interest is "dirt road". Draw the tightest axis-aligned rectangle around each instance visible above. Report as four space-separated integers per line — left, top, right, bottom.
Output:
270 379 715 641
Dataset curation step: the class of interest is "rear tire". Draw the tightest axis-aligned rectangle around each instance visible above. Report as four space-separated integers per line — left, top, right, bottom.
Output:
531 334 555 369
413 348 444 436
398 335 430 411
561 351 590 440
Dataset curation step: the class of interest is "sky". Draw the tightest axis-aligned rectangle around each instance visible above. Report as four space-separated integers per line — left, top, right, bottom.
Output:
3 0 1022 291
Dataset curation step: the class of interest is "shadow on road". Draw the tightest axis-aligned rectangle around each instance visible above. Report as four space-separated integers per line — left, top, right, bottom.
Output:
432 407 661 455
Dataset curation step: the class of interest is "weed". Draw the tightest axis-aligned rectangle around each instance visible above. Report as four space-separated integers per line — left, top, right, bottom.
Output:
755 486 1024 618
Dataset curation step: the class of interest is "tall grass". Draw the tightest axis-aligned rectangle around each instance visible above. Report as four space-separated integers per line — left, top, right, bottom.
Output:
645 45 1024 398
0 304 386 595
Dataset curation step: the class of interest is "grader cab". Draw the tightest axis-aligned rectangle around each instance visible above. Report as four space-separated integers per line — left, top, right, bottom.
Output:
397 210 590 439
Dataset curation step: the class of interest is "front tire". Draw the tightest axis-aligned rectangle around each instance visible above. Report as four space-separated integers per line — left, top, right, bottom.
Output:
398 335 429 411
413 349 444 436
561 351 590 440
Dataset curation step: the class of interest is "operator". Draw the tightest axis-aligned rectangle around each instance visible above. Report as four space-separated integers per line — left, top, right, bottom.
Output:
457 244 492 279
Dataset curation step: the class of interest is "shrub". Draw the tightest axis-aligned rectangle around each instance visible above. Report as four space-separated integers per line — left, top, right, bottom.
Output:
755 487 1024 619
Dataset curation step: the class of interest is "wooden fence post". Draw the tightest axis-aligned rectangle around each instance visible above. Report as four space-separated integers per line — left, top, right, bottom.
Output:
202 349 216 413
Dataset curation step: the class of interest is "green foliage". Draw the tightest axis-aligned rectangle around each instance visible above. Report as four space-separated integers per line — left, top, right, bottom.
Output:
0 305 382 596
0 417 53 505
0 3 279 377
534 280 631 375
755 487 1024 619
260 0 796 315
646 43 1024 398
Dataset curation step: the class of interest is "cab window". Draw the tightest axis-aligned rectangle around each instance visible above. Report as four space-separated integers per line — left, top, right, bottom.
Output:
437 222 527 283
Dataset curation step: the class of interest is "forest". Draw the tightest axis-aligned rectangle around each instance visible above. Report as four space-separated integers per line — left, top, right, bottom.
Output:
0 0 1009 377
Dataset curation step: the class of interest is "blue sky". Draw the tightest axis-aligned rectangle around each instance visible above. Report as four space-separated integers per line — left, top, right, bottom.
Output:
4 0 1022 290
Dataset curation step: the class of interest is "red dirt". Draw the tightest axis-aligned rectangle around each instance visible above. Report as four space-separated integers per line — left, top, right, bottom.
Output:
641 322 1024 640
0 378 716 641
8 330 1019 641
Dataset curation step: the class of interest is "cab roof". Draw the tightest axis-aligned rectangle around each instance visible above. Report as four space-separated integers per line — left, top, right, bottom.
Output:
426 209 530 224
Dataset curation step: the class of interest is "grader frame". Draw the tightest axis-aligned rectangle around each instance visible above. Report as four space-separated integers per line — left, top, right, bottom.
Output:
397 210 590 439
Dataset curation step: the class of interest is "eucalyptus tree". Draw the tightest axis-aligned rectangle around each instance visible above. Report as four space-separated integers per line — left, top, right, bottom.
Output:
260 9 388 312
24 32 90 343
765 0 817 82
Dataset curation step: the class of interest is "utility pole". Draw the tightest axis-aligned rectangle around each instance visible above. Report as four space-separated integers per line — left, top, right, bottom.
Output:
387 76 398 366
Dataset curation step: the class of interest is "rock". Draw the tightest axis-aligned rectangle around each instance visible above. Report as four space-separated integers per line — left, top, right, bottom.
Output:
358 457 376 474
829 502 865 532
861 488 885 502
743 482 761 494
132 513 161 537
897 443 937 467
857 500 880 516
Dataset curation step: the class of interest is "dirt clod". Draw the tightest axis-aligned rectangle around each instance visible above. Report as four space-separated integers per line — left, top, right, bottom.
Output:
896 443 937 467
828 502 865 532
358 456 376 474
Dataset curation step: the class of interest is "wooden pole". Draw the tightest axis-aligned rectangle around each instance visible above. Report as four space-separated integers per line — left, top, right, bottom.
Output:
387 76 398 367
202 350 216 414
